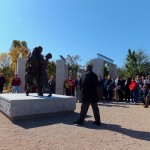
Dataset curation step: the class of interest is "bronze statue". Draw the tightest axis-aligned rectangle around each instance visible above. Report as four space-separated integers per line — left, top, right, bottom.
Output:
25 46 52 96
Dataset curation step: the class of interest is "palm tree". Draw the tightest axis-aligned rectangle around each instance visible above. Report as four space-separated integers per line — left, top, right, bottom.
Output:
125 49 137 77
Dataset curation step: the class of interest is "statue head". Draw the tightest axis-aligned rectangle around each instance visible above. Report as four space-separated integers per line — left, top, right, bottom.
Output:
37 46 43 54
45 53 52 60
32 46 43 55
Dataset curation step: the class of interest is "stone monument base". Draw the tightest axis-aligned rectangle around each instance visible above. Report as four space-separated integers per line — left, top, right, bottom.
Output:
0 93 76 120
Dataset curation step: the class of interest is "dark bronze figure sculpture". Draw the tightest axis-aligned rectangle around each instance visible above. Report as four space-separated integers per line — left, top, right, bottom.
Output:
25 46 52 96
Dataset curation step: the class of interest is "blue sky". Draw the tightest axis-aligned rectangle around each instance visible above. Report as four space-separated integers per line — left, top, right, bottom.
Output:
0 0 150 67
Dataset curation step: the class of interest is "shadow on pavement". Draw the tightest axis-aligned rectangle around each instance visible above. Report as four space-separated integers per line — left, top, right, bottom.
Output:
98 103 129 108
97 100 143 108
13 109 150 142
13 112 91 129
84 121 150 142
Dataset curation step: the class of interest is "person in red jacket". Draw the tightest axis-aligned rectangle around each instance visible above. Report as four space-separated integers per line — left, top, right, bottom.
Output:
68 77 74 96
11 74 21 93
129 77 138 103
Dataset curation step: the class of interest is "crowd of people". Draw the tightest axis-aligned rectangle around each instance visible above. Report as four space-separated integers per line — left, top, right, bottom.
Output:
63 73 150 108
64 75 82 103
114 75 150 108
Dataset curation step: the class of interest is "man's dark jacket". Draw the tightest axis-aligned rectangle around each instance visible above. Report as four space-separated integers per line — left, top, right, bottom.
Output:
81 70 98 103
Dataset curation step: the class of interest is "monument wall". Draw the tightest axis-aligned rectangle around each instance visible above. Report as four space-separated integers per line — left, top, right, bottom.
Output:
17 57 26 93
56 59 68 95
93 58 104 79
93 58 117 79
109 64 117 79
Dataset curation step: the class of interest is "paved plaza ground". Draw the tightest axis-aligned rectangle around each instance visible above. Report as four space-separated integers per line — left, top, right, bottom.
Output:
0 100 150 150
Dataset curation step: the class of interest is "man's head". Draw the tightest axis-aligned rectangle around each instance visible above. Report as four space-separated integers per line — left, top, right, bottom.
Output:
77 74 81 78
85 64 93 72
0 73 3 77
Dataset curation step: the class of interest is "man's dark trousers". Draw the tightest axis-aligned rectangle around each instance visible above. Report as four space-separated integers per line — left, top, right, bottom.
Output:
78 102 100 123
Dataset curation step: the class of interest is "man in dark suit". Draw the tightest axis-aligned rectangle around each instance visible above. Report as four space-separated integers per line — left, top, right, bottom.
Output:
73 64 101 126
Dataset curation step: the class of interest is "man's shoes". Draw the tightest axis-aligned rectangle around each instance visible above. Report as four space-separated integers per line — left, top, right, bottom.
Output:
47 94 52 97
73 121 83 125
144 105 148 108
93 121 101 126
26 91 29 96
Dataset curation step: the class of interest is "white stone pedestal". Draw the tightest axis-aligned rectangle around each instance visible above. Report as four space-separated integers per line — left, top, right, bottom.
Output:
0 93 76 120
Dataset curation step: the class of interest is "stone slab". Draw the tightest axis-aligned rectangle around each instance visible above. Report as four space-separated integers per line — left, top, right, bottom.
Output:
0 93 76 120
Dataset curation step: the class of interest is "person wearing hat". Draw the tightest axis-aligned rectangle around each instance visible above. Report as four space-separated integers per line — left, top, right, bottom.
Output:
73 64 101 126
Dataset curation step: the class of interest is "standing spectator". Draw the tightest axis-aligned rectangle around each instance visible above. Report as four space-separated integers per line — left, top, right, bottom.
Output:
114 77 119 100
145 75 150 88
73 64 101 126
144 88 150 108
71 77 75 96
11 74 21 93
103 76 108 99
97 75 104 101
74 74 82 103
64 79 69 95
48 75 56 94
106 75 114 102
139 85 149 104
0 73 6 93
129 77 138 103
116 76 125 101
141 76 146 87
136 76 143 98
68 77 74 96
107 80 115 102
124 77 131 102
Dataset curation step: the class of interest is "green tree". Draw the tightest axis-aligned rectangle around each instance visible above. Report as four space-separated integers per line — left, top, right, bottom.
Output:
125 49 137 77
122 49 150 78
117 67 130 79
47 61 56 77
0 53 12 86
104 63 109 78
9 40 30 74
0 53 11 68
65 55 81 77
135 49 150 76
85 59 94 66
